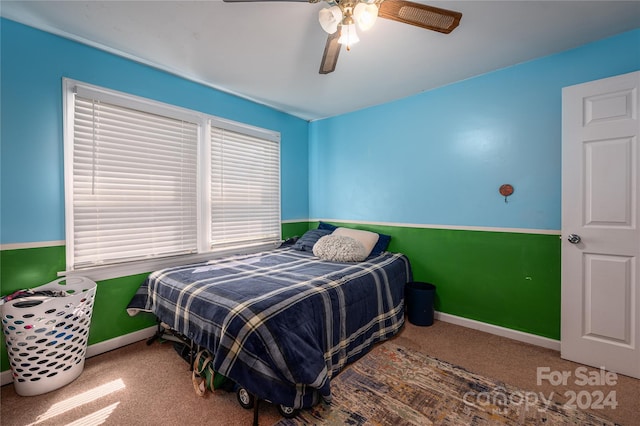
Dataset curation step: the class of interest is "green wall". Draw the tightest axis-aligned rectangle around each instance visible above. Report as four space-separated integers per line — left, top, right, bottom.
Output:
401 228 560 339
310 222 561 339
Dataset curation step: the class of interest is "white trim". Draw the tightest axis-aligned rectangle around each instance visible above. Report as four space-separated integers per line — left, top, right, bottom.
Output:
1 370 12 387
0 220 558 253
70 79 207 123
63 78 75 270
84 326 157 358
58 242 281 282
0 241 65 251
311 218 561 236
210 116 280 142
1 326 157 387
435 311 561 351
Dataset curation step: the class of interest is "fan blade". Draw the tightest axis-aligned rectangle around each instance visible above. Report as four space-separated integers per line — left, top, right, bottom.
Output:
319 32 341 75
378 0 462 34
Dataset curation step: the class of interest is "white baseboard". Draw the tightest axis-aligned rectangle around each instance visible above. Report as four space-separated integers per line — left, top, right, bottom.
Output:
1 370 12 387
435 311 561 351
1 326 157 387
84 326 157 359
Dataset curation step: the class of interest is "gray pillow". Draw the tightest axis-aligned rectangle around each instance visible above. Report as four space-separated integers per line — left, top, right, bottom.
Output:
312 235 368 262
292 229 332 251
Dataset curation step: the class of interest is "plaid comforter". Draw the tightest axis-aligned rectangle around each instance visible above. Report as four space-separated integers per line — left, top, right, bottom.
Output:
127 246 411 409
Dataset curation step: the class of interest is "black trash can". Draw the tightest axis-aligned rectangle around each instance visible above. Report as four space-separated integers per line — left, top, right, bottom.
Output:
405 282 436 326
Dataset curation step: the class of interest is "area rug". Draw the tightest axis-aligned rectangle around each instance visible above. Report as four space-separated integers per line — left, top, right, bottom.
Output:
274 342 615 426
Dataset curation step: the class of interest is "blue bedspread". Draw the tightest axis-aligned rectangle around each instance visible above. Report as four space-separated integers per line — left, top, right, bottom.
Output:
127 247 411 409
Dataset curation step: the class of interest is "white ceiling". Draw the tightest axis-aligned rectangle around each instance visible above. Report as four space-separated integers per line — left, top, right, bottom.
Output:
2 1 639 121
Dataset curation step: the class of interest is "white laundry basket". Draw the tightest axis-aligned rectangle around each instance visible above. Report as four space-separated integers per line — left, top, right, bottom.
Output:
1 276 97 396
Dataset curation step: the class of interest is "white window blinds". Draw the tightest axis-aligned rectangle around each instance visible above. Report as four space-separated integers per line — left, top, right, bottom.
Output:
210 124 281 250
69 93 199 269
64 80 282 275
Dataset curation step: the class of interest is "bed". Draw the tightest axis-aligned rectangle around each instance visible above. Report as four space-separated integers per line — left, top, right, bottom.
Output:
127 236 412 412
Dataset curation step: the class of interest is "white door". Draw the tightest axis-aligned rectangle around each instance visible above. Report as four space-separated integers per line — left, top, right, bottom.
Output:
561 71 640 379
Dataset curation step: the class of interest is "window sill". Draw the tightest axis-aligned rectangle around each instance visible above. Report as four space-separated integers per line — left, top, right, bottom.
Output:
58 242 281 282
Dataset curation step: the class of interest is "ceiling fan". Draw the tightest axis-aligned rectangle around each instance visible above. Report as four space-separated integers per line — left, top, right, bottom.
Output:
222 0 462 74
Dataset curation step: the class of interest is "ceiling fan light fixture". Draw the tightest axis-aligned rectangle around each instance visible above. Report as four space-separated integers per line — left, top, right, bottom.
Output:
338 23 359 50
312 0 462 75
353 3 379 31
319 6 343 34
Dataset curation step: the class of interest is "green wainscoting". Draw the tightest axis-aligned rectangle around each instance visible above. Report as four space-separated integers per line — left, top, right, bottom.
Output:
311 222 561 340
1 221 559 373
1 245 66 291
282 221 311 240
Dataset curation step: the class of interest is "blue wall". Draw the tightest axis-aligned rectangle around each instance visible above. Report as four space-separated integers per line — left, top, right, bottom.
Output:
309 29 640 231
3 18 638 244
0 18 309 245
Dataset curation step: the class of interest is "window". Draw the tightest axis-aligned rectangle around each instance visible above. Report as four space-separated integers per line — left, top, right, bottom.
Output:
210 121 281 251
63 79 281 279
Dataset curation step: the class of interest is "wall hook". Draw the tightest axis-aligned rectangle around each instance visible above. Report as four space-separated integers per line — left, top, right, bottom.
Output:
499 184 514 203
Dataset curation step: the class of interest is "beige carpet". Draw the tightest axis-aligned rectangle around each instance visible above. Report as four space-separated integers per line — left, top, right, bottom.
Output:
1 338 280 426
1 320 637 425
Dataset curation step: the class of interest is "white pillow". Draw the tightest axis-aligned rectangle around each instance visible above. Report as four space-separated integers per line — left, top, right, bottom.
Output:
313 235 368 262
332 227 379 258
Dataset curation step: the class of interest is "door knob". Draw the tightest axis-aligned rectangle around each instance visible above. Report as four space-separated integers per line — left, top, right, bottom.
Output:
567 234 581 244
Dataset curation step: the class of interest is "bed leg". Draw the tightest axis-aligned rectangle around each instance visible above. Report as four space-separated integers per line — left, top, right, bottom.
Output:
253 397 260 426
189 341 195 371
146 321 164 345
